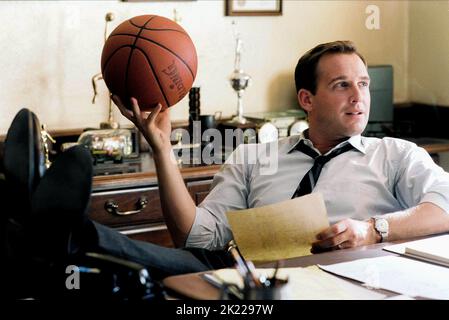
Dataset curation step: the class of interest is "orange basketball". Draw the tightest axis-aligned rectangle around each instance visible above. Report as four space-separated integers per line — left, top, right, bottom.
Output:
101 15 198 111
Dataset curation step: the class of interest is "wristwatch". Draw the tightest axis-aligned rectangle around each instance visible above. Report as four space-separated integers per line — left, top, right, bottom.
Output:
373 216 389 242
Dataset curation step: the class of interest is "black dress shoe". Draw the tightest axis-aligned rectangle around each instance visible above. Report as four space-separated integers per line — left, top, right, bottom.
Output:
28 145 93 263
2 110 94 299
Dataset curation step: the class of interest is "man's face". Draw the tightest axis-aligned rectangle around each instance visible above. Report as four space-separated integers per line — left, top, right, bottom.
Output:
304 53 370 140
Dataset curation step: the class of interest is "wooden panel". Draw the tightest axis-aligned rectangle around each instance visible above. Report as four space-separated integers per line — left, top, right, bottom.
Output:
121 224 175 248
187 179 213 205
92 164 221 191
88 186 162 227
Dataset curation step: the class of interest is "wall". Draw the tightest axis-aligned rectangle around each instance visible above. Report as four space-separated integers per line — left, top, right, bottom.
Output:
0 0 409 134
408 1 449 106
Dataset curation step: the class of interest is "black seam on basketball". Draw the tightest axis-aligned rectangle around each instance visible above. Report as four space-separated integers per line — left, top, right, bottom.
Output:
132 46 170 108
102 45 132 80
139 35 195 79
102 43 176 108
109 32 195 79
128 19 187 35
127 16 157 29
124 16 155 98
101 35 137 71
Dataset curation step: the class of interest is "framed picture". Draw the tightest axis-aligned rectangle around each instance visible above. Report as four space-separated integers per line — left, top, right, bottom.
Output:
226 0 282 16
122 0 195 2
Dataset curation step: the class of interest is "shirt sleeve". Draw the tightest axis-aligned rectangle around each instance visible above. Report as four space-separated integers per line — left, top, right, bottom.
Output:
185 144 253 250
394 142 449 214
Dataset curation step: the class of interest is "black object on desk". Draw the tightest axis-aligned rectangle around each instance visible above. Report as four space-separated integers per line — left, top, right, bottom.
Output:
188 87 201 137
218 120 258 147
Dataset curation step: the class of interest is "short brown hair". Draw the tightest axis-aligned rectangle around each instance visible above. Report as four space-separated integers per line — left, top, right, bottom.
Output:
294 40 366 95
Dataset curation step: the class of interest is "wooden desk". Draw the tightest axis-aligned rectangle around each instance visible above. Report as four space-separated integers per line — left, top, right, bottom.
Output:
88 155 221 247
422 143 449 154
404 137 449 154
162 241 399 300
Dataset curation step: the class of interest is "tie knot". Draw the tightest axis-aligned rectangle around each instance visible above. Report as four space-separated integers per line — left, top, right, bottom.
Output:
314 155 328 166
315 143 354 165
291 141 355 199
295 140 320 159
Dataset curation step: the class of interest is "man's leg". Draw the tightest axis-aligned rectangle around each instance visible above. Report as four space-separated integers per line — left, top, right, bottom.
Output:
88 222 233 280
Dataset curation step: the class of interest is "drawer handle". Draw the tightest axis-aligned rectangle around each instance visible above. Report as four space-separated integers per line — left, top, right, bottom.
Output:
104 196 148 216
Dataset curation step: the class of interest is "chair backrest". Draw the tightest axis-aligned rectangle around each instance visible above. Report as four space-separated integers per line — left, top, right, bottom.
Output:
1 108 47 299
3 108 46 220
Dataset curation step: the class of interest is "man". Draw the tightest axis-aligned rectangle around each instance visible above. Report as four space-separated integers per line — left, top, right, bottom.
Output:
6 41 449 290
113 40 449 254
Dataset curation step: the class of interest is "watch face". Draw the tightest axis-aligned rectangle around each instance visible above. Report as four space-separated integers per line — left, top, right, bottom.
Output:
289 120 309 136
258 122 278 143
375 218 389 232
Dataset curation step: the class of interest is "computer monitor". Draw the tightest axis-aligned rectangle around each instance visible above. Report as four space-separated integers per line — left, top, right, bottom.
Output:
364 65 394 137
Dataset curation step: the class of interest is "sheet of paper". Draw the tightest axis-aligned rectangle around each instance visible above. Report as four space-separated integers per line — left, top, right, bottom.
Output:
384 235 449 267
226 193 329 262
318 256 449 300
383 243 407 255
404 234 449 264
212 266 385 300
384 295 416 300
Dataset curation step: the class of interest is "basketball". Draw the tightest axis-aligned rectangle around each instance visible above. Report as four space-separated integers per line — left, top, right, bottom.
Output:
101 15 198 111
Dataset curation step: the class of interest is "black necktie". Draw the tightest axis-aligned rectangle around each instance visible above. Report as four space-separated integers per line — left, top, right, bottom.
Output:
291 140 354 198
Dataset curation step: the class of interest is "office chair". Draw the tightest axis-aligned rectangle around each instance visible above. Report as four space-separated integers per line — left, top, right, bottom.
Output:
1 108 164 300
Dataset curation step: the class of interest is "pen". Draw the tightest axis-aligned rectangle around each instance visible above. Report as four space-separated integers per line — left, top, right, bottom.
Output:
201 273 244 300
227 240 262 288
270 260 283 287
201 273 223 289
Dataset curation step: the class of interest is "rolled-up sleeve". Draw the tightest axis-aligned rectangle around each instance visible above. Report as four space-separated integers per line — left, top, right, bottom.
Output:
395 144 449 214
185 144 253 250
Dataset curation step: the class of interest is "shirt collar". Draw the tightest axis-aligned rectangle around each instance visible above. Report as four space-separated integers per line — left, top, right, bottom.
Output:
287 131 366 155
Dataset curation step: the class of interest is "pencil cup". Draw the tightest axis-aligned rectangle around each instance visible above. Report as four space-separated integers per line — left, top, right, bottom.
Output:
243 278 290 300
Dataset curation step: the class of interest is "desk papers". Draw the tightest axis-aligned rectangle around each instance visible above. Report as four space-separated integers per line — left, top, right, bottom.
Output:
212 266 385 300
226 193 329 262
384 234 449 267
318 256 449 299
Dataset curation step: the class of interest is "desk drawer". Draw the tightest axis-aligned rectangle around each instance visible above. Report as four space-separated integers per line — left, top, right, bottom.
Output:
88 186 163 227
120 224 175 248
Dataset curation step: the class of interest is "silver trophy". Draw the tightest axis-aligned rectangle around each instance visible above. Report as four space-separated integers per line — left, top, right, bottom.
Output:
229 36 251 124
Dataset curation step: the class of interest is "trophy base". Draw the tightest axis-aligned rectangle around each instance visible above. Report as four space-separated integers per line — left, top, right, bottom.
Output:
230 115 247 124
100 121 120 129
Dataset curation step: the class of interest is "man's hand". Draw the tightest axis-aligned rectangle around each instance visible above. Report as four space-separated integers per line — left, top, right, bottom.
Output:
311 218 381 253
112 95 172 155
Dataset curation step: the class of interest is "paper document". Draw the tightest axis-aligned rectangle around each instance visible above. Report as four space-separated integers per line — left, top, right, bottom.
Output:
318 256 449 300
226 193 329 262
384 234 449 267
212 266 385 300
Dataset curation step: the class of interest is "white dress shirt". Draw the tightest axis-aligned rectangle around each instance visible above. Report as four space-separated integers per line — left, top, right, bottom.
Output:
185 134 449 249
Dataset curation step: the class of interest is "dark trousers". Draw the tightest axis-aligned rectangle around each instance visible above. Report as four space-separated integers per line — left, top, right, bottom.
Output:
91 222 233 280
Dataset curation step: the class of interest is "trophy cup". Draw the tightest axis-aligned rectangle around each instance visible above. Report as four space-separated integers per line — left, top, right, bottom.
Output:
229 36 251 124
